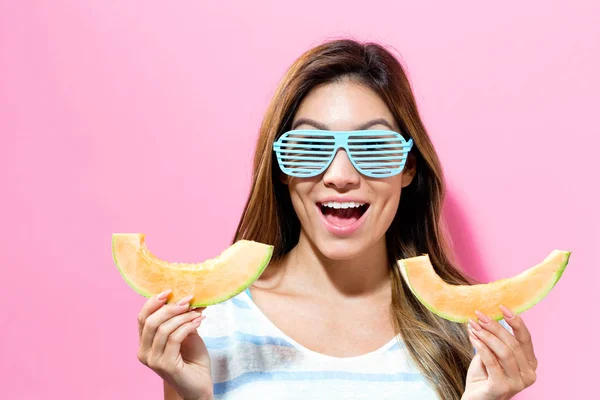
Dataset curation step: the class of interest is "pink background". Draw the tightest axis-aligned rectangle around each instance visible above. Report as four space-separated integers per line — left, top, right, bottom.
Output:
1 1 598 399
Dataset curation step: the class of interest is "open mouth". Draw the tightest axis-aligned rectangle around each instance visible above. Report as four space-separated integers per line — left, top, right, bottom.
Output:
316 201 370 227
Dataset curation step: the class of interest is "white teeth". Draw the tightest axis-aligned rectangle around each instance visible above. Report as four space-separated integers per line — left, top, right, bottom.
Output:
321 201 365 209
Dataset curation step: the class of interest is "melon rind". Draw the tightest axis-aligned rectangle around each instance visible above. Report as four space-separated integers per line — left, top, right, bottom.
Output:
397 250 571 323
112 233 274 307
112 235 153 300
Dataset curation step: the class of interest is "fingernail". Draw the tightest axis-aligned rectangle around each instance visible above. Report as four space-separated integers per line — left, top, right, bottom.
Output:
468 319 483 331
193 316 206 324
192 310 202 317
156 289 172 301
499 304 515 319
177 295 194 306
474 310 490 324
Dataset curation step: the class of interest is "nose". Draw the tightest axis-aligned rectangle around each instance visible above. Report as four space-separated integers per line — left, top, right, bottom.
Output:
322 149 360 189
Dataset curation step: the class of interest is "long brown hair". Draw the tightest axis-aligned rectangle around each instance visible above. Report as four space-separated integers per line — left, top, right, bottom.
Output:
233 39 474 399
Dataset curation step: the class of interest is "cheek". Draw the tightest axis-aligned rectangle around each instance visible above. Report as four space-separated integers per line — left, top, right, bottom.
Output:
372 180 403 224
382 193 401 221
372 176 403 201
287 180 316 219
289 193 307 219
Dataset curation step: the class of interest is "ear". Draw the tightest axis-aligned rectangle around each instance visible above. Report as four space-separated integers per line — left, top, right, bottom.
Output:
401 154 417 188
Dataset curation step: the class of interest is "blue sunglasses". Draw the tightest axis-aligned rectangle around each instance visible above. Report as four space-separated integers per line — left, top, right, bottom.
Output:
273 129 414 178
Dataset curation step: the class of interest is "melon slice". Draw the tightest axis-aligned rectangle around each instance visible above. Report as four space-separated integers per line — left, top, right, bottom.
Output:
112 233 273 307
398 250 571 323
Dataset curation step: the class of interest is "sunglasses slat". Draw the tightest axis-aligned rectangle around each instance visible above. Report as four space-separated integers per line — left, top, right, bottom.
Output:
348 144 410 149
282 162 329 167
350 155 404 161
279 157 332 162
358 161 402 168
274 149 333 155
342 132 398 136
281 169 324 175
349 149 407 155
282 138 335 143
275 143 334 149
347 138 402 143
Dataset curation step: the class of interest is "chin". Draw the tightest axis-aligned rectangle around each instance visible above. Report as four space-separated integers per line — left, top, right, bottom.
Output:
313 235 371 261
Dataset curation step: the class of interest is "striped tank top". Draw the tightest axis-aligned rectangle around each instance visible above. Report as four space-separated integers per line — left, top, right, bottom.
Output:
197 288 442 399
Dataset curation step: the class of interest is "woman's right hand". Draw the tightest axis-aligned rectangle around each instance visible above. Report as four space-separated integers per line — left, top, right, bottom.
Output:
137 289 213 400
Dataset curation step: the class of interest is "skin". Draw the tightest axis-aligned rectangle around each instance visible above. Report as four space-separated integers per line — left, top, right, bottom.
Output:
249 78 416 357
136 79 538 400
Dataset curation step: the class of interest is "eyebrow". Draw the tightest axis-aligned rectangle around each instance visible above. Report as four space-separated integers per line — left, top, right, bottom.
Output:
291 117 395 131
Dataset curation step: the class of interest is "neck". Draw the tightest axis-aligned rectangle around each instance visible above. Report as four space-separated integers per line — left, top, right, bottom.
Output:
281 231 392 301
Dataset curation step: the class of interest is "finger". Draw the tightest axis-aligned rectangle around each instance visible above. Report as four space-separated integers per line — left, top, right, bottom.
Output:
470 316 521 383
468 328 505 382
161 316 206 364
138 289 173 337
139 294 194 356
475 311 533 379
151 309 205 358
499 305 538 369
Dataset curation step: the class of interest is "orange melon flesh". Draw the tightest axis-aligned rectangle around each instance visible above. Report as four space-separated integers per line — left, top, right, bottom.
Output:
112 233 273 307
398 250 571 323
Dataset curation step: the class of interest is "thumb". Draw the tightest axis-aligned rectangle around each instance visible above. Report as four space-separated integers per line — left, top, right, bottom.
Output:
466 353 488 384
180 329 211 367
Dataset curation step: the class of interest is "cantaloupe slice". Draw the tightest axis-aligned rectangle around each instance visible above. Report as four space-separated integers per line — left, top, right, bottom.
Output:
112 233 273 306
398 250 571 323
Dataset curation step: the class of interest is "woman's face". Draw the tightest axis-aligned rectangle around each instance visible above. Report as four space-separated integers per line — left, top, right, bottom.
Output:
285 79 416 260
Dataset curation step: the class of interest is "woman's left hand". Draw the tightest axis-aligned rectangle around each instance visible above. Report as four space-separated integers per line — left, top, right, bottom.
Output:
462 305 538 400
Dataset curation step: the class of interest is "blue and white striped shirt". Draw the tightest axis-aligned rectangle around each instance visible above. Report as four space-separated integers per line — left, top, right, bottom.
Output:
198 289 441 399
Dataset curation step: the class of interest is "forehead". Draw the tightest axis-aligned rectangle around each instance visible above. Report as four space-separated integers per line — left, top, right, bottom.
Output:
293 80 399 131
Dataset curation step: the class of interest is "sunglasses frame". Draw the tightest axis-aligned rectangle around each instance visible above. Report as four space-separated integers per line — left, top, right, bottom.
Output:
273 129 414 178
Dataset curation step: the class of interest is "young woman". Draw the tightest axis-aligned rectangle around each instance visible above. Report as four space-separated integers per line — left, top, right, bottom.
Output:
135 39 538 400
